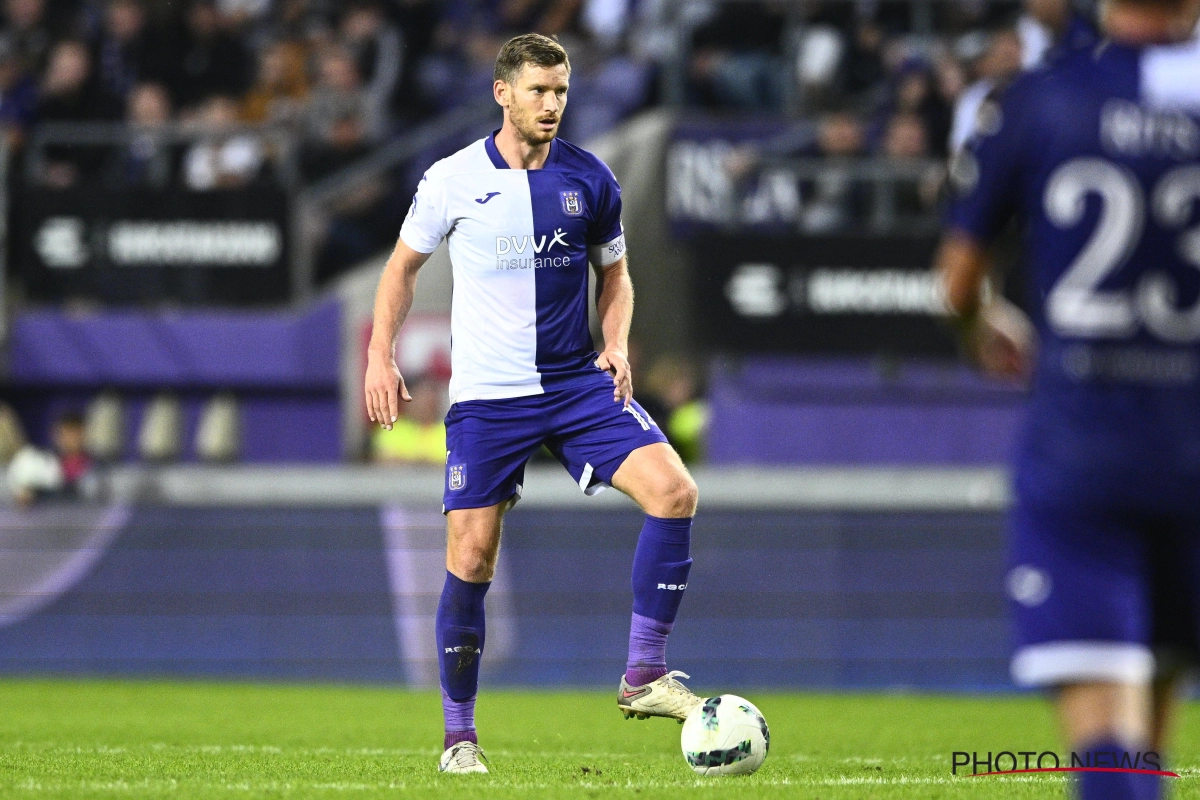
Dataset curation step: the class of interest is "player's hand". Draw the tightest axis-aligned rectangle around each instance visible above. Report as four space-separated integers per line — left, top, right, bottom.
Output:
596 347 632 408
364 349 411 430
963 299 1036 383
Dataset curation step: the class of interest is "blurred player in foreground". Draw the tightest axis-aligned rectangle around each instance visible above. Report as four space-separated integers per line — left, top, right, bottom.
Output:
364 34 701 774
938 0 1200 794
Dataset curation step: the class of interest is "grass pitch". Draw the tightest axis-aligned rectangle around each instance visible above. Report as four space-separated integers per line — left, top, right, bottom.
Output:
0 679 1197 798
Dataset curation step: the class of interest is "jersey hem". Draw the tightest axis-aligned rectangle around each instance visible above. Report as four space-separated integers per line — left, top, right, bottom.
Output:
450 384 545 404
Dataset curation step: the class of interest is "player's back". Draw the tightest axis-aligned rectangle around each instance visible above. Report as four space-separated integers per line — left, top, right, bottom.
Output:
951 38 1200 512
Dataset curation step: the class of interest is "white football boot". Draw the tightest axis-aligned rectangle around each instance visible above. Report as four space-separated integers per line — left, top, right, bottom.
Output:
438 741 489 774
617 670 703 722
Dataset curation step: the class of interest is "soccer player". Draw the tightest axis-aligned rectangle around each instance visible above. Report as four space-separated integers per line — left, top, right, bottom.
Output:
363 34 702 774
937 0 1200 795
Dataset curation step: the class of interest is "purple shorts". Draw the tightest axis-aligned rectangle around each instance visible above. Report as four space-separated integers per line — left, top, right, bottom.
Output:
442 371 668 512
1007 498 1200 687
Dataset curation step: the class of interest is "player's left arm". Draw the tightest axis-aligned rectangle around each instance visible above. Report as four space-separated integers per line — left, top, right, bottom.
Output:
936 232 1035 381
589 164 633 406
593 254 634 407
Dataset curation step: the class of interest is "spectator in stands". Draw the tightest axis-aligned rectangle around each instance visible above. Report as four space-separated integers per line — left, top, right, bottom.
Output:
688 0 786 110
339 0 400 138
494 0 584 37
389 0 438 120
800 110 870 232
217 0 272 31
3 409 95 506
879 111 942 218
3 0 53 75
0 403 24 468
52 411 92 498
889 62 952 157
949 27 1022 152
240 39 309 127
171 0 252 112
581 0 630 51
644 356 707 464
305 106 390 280
623 339 669 426
306 45 378 142
417 23 505 111
302 45 394 278
301 110 370 181
93 0 169 104
934 53 968 116
110 81 176 186
182 94 263 189
371 377 447 465
836 20 887 107
1 404 65 507
0 34 37 145
6 441 60 507
36 39 122 187
267 0 330 49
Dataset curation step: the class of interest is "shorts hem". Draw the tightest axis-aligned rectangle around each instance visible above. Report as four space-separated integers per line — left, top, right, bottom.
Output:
1011 641 1154 687
442 483 523 515
586 436 669 487
576 462 610 496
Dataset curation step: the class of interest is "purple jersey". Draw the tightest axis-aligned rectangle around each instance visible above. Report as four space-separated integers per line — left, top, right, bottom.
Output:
946 38 1200 514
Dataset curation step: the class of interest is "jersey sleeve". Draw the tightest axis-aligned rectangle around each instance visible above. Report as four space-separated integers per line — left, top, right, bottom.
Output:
399 172 451 254
587 169 626 266
943 79 1034 244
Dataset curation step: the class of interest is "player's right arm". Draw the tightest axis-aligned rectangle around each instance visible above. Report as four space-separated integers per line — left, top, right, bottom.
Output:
366 171 450 429
936 233 1035 380
937 81 1038 382
365 239 432 429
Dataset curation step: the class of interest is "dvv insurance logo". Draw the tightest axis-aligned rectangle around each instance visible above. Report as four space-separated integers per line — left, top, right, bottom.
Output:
951 748 1179 779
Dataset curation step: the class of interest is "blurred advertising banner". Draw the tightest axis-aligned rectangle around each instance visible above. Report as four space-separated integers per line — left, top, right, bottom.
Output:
691 234 953 355
16 189 290 305
667 118 796 237
667 118 943 237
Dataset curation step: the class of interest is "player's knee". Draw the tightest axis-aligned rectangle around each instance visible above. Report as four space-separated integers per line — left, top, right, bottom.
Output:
662 473 699 517
448 539 498 583
450 547 495 583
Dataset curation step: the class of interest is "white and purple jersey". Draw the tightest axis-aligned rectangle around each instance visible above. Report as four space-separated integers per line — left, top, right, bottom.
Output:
400 133 626 405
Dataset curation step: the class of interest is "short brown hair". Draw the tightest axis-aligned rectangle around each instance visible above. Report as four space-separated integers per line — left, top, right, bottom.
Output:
493 33 570 84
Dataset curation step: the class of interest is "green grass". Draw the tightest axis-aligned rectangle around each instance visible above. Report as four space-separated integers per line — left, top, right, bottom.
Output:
0 679 1197 798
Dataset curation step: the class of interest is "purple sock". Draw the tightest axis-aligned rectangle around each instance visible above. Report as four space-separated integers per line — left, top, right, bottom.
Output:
442 689 478 750
625 515 692 686
625 612 672 686
436 572 488 748
1077 740 1160 800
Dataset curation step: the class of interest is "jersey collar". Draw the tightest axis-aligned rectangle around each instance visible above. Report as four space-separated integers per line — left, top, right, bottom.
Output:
485 129 558 170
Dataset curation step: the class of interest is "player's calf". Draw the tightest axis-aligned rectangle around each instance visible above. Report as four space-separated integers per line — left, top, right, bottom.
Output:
437 572 489 758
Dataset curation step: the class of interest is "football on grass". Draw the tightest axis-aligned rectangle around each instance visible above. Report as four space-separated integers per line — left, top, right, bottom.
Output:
680 694 769 775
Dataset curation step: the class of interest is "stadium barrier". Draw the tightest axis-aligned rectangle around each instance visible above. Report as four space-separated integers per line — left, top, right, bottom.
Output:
0 466 1014 690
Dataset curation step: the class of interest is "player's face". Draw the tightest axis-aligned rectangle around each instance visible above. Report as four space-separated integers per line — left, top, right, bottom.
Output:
499 63 569 145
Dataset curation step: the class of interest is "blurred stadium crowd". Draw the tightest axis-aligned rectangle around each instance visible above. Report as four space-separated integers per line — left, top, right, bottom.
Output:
0 0 1072 501
1 0 1058 239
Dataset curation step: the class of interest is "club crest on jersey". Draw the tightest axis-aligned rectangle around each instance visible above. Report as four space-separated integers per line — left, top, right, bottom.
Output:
448 464 466 491
561 190 583 216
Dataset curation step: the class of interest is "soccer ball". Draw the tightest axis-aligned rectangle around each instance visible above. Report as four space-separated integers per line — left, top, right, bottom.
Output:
680 695 769 776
